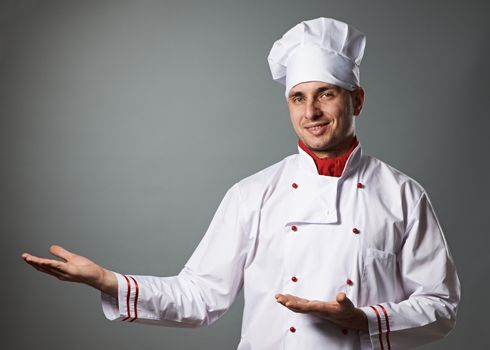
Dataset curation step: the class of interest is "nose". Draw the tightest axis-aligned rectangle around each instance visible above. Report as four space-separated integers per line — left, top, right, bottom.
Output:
305 99 322 120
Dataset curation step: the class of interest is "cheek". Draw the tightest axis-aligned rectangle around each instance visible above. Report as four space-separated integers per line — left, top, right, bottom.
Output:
323 107 342 123
329 103 350 122
291 118 303 134
289 109 303 127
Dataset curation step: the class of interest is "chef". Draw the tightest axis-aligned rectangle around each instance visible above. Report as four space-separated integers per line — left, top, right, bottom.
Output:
22 17 460 349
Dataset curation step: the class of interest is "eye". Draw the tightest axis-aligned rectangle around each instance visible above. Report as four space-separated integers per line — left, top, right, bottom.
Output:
319 91 335 100
291 96 304 104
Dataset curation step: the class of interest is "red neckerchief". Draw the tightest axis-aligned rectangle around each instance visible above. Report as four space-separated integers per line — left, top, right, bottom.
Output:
298 137 359 177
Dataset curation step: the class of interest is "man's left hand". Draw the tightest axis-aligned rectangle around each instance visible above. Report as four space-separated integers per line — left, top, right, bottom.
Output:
275 292 368 331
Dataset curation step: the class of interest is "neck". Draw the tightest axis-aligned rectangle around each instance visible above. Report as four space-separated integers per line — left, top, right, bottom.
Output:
298 136 359 177
308 135 357 159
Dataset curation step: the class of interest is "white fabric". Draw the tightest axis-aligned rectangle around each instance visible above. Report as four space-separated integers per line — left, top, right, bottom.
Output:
101 143 460 349
268 17 366 95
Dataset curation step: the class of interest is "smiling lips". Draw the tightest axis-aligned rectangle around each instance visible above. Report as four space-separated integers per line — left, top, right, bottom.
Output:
305 122 330 136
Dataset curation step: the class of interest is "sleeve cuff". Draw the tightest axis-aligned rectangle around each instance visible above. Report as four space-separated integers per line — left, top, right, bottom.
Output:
101 272 140 322
359 304 392 350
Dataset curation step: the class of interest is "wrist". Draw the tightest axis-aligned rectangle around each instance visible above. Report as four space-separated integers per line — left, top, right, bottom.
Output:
94 269 118 298
356 308 369 331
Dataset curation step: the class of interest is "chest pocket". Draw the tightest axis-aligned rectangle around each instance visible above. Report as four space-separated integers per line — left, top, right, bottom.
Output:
360 248 397 305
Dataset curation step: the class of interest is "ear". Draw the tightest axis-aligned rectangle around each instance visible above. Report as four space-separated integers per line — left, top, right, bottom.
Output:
352 87 365 116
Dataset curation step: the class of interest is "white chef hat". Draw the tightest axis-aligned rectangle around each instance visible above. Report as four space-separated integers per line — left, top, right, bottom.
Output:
268 17 366 96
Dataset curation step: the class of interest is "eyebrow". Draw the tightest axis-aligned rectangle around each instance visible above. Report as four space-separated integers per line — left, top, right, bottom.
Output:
288 85 339 99
315 85 339 94
288 91 304 99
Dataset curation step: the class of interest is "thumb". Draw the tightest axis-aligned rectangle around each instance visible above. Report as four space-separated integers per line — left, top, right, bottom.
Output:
49 245 75 261
336 292 354 308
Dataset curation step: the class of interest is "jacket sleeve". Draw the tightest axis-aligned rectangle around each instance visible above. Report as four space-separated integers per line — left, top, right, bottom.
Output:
100 183 252 327
360 192 461 349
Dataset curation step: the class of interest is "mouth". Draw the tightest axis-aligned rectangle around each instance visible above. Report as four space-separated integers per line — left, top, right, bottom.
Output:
305 122 330 136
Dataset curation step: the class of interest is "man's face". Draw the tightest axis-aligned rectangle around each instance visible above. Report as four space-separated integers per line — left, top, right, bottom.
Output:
287 81 364 158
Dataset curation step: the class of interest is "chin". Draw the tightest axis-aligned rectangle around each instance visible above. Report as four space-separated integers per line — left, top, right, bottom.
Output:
304 139 330 151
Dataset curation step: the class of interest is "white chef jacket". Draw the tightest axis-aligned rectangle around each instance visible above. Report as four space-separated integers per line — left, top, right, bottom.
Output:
101 143 460 349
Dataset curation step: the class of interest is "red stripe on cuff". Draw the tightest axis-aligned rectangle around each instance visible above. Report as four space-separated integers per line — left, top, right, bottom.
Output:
377 304 391 350
121 275 131 321
370 305 385 350
129 276 139 322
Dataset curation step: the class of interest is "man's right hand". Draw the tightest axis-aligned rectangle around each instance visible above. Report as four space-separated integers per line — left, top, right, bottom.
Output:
22 245 118 298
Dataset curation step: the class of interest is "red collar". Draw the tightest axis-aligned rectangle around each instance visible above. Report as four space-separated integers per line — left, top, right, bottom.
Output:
298 137 359 177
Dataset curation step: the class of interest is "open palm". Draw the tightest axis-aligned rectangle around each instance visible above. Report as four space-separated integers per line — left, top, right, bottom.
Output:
22 245 105 287
275 292 368 331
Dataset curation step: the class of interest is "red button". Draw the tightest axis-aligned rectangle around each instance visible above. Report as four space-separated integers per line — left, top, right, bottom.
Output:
357 182 363 189
291 225 298 232
289 326 296 333
292 182 298 189
291 276 298 282
352 227 360 234
346 278 354 286
342 329 348 335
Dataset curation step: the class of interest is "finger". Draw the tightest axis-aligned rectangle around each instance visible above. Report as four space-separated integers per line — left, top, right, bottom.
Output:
303 300 327 312
22 254 45 265
26 255 70 275
336 292 347 303
275 293 295 304
22 253 39 262
29 264 68 280
45 260 67 272
27 261 72 281
275 295 287 304
41 266 73 281
276 294 293 305
49 245 75 262
287 295 310 305
285 297 301 308
24 254 65 269
27 260 52 274
336 292 355 310
286 302 310 312
280 295 311 310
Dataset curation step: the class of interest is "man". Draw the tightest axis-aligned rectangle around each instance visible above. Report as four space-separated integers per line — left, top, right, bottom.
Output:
22 17 460 349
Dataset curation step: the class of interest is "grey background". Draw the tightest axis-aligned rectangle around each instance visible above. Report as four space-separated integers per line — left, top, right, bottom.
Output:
1 0 488 349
